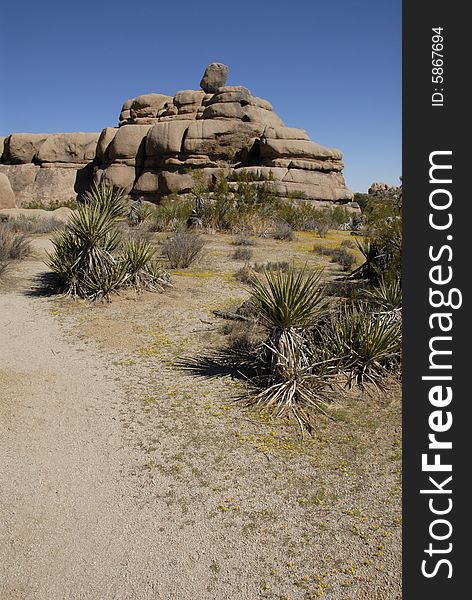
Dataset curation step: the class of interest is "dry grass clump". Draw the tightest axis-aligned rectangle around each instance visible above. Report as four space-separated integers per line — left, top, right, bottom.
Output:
5 215 64 234
233 234 257 247
232 247 253 261
312 244 356 272
272 222 295 241
0 222 33 281
161 231 205 269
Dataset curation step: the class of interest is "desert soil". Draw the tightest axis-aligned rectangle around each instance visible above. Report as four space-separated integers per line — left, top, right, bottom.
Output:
0 231 402 600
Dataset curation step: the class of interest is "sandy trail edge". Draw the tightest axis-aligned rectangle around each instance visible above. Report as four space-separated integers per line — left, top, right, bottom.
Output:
0 259 214 600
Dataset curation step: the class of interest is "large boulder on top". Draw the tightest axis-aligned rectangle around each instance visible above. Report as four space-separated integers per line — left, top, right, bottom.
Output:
200 63 229 93
0 173 16 208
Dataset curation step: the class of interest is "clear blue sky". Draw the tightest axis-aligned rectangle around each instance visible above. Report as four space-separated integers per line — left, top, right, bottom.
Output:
1 0 401 192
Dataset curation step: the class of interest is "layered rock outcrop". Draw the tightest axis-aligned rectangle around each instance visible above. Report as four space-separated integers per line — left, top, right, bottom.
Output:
1 64 353 209
0 133 99 207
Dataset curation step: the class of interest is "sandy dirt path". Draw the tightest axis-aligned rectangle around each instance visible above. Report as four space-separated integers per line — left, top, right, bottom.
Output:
0 258 222 600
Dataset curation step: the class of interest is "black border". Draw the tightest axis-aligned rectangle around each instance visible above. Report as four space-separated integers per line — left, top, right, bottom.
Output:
403 2 468 596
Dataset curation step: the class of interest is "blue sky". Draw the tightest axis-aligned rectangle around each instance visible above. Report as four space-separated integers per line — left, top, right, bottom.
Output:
1 1 401 192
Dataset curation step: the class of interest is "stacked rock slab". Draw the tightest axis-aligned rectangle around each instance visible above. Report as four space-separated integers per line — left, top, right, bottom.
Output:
0 132 99 207
0 64 353 208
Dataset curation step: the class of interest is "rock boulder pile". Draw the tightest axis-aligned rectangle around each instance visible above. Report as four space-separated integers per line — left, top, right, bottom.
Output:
1 64 354 209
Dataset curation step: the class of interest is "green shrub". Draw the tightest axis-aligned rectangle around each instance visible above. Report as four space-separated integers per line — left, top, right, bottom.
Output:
47 181 169 299
314 302 402 389
150 196 193 232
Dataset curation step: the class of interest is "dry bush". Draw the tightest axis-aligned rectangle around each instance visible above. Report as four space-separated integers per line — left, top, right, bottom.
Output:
5 215 64 235
161 231 205 268
233 234 257 247
0 223 32 261
272 222 295 241
232 247 253 261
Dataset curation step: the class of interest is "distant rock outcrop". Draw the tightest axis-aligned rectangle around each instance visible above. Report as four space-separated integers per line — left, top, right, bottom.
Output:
0 64 354 209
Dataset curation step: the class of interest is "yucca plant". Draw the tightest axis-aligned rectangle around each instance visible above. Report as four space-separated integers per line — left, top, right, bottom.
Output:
47 202 122 297
364 274 402 311
82 179 128 220
121 238 172 292
249 266 326 329
317 301 402 389
242 266 335 431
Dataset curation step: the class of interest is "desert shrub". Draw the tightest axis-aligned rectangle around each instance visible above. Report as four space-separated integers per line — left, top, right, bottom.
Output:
22 197 79 210
5 215 64 234
151 196 193 232
253 261 290 273
352 217 402 282
273 221 295 241
365 274 402 310
328 248 356 271
313 301 402 389
47 181 170 299
276 201 348 232
312 244 356 272
234 264 256 284
340 238 356 249
233 234 257 246
0 223 32 260
161 231 205 268
312 220 330 238
232 247 253 261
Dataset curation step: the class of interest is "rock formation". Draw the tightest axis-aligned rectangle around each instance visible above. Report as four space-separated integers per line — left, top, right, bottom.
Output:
0 64 354 209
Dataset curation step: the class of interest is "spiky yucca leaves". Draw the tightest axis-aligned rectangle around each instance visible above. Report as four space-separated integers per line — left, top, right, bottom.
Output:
317 302 402 389
250 266 326 329
47 201 122 297
82 179 128 220
121 238 172 292
242 266 336 432
364 274 402 311
246 328 339 432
